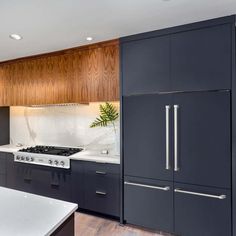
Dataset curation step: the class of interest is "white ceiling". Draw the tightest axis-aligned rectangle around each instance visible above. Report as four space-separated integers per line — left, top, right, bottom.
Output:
0 0 236 62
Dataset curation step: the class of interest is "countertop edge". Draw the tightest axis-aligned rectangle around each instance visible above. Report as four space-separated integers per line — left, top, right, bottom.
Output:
46 205 78 236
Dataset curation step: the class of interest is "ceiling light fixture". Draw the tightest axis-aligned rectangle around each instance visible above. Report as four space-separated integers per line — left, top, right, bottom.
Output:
9 34 22 40
86 37 93 41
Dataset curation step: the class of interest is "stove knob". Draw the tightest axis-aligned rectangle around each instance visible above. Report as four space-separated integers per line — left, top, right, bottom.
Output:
30 157 34 162
16 156 20 160
48 160 53 165
21 156 25 161
60 161 65 167
54 160 59 166
26 157 30 161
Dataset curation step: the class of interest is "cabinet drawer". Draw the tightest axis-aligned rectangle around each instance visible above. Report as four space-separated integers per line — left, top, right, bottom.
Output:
124 176 173 233
175 183 231 236
84 161 120 175
84 171 120 217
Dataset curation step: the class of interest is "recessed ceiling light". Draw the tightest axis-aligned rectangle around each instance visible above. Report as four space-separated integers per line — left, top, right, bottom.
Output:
86 37 93 41
9 34 22 40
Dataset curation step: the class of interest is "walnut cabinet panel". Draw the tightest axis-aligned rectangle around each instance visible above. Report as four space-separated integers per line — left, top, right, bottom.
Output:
0 40 119 106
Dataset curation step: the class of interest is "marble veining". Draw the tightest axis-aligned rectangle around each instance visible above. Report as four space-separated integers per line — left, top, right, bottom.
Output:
10 102 120 155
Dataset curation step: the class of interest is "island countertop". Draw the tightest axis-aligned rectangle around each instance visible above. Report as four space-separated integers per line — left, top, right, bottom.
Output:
0 187 78 236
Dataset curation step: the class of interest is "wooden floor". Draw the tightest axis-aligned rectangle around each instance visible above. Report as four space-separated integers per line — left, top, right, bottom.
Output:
75 212 173 236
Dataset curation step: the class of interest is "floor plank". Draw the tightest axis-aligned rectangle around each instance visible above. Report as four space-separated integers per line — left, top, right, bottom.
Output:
75 212 173 236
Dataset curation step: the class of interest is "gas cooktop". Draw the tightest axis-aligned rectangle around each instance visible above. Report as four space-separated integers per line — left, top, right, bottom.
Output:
19 146 83 156
14 145 83 169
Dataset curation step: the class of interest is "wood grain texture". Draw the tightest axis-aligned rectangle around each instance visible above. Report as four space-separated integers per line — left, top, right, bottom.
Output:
0 40 119 106
75 212 173 236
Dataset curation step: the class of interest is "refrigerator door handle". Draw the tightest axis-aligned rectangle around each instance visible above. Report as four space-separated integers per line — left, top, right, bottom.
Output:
174 188 226 200
165 105 171 170
174 105 179 171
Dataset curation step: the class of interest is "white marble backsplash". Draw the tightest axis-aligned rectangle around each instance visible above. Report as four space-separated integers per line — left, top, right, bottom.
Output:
10 102 120 154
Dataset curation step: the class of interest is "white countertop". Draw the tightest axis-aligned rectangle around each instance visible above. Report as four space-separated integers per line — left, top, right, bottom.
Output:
0 144 120 164
0 144 27 153
0 187 78 236
70 149 120 164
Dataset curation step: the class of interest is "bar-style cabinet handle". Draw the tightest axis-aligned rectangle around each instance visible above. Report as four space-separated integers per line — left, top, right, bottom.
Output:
124 181 170 191
96 191 107 196
165 105 171 170
95 171 107 175
174 105 179 171
174 188 226 200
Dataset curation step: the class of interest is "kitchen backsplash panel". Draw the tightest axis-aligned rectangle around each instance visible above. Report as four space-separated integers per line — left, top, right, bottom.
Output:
10 102 120 154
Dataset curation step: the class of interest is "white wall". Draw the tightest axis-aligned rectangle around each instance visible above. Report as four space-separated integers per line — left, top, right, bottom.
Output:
10 102 120 154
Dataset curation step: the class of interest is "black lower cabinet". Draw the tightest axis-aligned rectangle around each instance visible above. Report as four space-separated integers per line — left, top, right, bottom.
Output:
6 154 120 218
71 161 120 217
0 174 6 187
174 183 231 236
71 161 85 208
84 170 120 217
0 152 7 187
32 167 71 201
124 176 173 233
7 155 33 193
6 154 71 201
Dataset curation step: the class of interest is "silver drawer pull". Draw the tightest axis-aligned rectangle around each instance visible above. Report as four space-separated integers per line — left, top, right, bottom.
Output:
174 188 226 200
95 171 107 175
124 181 170 191
96 191 107 195
165 105 171 170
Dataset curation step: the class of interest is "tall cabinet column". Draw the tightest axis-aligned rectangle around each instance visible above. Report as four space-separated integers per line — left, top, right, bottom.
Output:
121 15 235 236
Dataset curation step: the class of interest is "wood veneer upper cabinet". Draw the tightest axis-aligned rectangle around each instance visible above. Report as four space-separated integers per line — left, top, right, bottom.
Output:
72 43 119 103
0 68 10 106
7 54 73 106
0 39 119 106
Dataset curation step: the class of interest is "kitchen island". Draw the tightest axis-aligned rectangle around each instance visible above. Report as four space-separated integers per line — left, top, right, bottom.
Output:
0 187 78 236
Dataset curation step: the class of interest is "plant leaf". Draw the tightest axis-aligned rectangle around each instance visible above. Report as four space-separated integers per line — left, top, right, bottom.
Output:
90 102 119 128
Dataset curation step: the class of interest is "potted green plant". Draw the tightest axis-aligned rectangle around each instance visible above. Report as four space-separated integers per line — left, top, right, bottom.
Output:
90 102 119 154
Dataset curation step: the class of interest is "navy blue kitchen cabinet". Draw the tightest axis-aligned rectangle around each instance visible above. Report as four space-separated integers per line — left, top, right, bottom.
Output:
6 153 71 201
83 161 120 217
171 24 232 91
121 20 232 95
31 167 71 201
173 91 231 189
121 15 235 236
174 183 231 236
0 107 9 145
123 94 173 181
0 152 7 187
7 157 34 193
71 160 85 208
122 36 170 95
124 176 173 233
6 155 120 218
123 91 231 233
123 91 231 187
71 160 120 217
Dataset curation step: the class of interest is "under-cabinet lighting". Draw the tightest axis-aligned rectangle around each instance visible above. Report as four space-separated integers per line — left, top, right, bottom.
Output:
27 103 89 108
